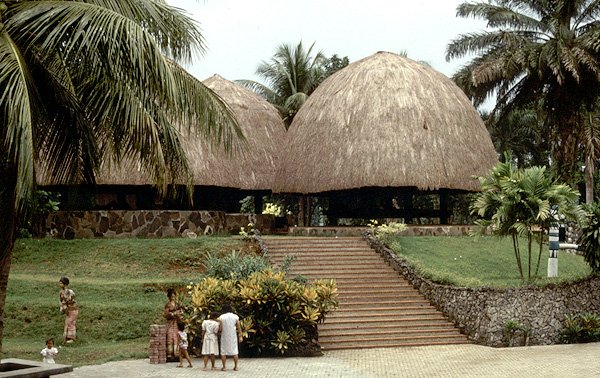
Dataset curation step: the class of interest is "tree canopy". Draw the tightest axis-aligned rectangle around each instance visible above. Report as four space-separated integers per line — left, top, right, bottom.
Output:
447 0 600 183
0 0 242 350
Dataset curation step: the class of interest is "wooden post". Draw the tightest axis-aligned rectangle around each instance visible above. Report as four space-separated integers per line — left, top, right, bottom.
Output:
439 189 449 224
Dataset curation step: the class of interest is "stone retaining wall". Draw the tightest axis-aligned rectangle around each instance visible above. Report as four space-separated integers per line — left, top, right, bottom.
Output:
289 225 474 237
43 211 279 239
364 232 600 346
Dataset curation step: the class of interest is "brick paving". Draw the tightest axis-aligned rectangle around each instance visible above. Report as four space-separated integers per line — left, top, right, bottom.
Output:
61 342 600 377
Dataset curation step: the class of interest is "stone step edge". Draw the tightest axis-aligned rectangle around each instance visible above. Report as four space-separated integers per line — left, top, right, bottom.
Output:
320 340 470 350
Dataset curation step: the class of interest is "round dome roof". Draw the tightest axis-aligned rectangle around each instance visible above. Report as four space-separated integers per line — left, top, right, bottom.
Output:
273 51 498 193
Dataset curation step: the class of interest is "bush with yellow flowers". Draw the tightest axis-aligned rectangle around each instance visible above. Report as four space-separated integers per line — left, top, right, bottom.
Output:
186 269 338 356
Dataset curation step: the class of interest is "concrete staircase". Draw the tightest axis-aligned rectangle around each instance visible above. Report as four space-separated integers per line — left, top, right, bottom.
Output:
264 236 469 350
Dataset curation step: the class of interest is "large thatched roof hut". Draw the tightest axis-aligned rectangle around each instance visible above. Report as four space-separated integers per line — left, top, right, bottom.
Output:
273 51 498 223
38 75 286 212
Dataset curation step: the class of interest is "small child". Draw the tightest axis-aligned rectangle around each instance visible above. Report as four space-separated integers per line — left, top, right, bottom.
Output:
176 322 193 368
41 338 58 364
201 311 220 370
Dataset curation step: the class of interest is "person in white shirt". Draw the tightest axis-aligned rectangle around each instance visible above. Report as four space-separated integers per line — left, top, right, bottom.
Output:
41 338 58 364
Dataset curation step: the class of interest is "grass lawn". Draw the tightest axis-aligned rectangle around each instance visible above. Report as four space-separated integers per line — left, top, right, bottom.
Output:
3 237 248 367
2 235 594 366
387 235 592 287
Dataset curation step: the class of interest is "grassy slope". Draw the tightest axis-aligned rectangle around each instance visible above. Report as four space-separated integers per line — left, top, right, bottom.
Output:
4 238 246 366
3 236 593 366
388 236 592 287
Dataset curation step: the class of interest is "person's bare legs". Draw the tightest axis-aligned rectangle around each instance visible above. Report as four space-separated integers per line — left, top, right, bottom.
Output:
210 355 216 369
233 355 239 371
203 355 209 370
221 355 227 371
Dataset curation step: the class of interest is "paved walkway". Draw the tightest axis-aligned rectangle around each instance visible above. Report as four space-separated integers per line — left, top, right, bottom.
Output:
62 343 600 377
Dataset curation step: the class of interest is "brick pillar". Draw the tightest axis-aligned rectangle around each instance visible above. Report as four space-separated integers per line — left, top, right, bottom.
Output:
149 324 167 364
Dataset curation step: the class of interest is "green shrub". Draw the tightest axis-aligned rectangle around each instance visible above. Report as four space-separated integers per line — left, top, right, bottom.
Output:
560 312 600 343
368 220 407 245
203 250 269 280
502 319 530 346
186 270 338 356
578 202 600 272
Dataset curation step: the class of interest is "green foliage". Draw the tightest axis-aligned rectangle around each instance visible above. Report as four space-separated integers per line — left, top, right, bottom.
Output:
578 202 600 272
19 190 61 237
203 249 269 281
188 270 338 356
502 319 530 347
447 0 600 181
560 313 600 344
368 220 407 245
471 156 584 282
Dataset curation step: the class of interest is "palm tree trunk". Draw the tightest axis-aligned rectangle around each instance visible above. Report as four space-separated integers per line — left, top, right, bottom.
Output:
512 234 524 280
0 164 18 353
534 230 544 277
585 154 595 204
527 234 532 280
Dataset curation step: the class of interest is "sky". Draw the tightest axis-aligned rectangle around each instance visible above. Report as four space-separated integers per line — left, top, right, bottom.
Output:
165 0 489 84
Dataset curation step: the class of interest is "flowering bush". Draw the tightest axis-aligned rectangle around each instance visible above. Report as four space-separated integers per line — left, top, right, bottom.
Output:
368 220 407 244
186 270 338 356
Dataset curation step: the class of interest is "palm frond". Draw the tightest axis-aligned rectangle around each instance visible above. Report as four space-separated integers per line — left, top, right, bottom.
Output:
0 30 34 212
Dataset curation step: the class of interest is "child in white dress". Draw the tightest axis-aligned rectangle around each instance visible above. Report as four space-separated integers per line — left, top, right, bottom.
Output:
41 338 58 364
201 311 220 370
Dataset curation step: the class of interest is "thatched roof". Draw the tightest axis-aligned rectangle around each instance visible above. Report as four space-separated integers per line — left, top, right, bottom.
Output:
272 51 498 194
38 75 286 190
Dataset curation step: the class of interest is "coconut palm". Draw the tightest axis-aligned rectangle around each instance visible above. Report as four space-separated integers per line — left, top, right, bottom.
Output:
446 0 600 184
0 0 242 350
471 155 583 282
237 41 327 127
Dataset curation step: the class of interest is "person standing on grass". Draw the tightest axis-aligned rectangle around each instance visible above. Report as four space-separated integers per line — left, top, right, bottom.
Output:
201 311 220 370
41 338 58 363
59 276 78 344
176 322 193 368
219 302 242 371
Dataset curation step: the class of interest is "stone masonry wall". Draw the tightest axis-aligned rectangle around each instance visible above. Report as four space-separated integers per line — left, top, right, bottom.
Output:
364 232 600 346
43 211 279 239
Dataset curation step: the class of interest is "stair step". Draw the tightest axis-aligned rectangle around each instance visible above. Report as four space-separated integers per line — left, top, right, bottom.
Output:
319 321 454 331
321 338 469 350
263 237 468 350
327 311 445 320
319 328 461 339
338 300 432 307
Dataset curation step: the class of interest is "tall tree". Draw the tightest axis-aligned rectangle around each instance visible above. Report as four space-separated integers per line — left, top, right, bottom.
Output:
446 0 600 185
237 41 328 128
0 0 242 350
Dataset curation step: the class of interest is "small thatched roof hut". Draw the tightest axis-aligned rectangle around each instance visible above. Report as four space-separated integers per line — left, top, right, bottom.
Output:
37 75 286 211
273 51 497 195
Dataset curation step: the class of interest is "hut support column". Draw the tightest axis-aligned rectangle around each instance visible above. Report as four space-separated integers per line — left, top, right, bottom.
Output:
403 190 414 224
439 189 449 225
254 194 263 215
297 196 312 227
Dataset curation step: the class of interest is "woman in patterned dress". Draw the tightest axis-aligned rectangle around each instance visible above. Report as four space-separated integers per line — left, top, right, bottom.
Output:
163 288 181 360
59 276 78 344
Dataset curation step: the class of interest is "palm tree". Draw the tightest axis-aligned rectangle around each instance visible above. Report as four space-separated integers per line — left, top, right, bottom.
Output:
237 41 327 127
483 106 549 168
0 0 242 350
446 1 600 184
471 155 583 282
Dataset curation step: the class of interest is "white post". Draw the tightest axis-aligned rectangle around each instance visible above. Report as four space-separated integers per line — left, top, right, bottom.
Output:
548 225 559 277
